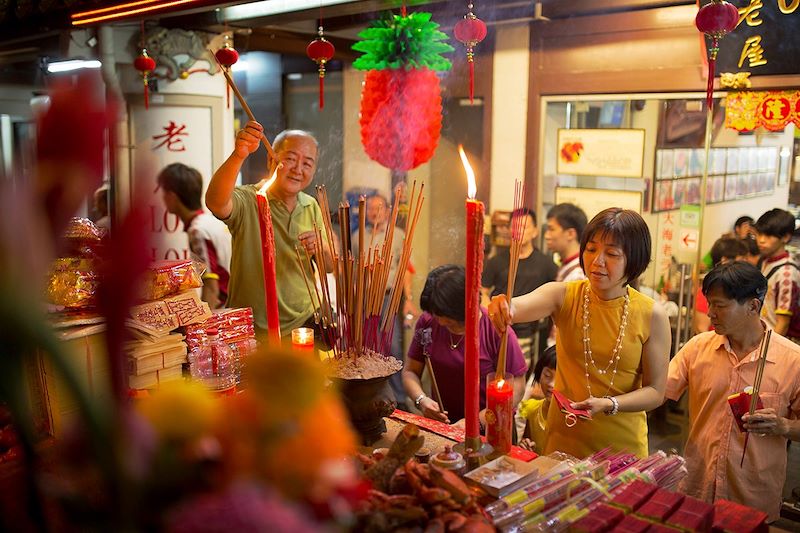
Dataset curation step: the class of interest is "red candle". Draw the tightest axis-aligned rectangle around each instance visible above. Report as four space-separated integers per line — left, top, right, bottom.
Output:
291 327 315 354
486 375 514 454
257 171 282 344
461 145 484 445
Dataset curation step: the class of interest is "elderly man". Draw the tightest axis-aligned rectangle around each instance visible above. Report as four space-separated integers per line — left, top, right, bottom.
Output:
206 120 332 338
667 261 800 521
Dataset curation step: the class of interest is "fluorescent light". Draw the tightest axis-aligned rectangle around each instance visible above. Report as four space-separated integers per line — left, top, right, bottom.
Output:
47 59 102 73
222 0 355 21
287 73 302 80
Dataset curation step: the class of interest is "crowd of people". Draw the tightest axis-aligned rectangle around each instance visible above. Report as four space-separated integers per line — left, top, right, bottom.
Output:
113 120 798 522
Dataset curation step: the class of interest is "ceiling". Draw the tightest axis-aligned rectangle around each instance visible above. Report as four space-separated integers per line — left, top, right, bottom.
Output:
0 0 691 86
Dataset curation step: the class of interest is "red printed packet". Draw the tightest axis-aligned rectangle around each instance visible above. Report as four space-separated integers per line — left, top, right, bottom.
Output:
727 390 763 433
552 389 592 420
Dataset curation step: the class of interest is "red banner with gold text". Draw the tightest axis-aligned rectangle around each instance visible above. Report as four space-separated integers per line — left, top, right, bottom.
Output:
725 90 800 132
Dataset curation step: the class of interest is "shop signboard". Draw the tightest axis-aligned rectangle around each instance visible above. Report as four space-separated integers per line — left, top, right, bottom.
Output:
556 129 645 178
702 0 800 77
554 187 642 220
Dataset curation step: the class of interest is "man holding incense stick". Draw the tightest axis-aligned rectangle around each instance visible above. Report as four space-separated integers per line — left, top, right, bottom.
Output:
206 120 333 339
667 261 800 521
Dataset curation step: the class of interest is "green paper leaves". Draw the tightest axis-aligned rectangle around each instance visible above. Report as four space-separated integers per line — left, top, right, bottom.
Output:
352 11 454 71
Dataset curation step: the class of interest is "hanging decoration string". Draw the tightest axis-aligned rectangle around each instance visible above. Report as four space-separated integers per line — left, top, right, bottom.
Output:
695 0 738 111
454 2 487 104
306 12 335 110
133 20 156 110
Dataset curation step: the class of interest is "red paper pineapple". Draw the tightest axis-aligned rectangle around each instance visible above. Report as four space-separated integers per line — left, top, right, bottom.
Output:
352 11 453 171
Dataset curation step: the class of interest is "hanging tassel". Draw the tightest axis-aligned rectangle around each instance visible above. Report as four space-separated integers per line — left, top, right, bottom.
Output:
706 38 719 111
455 4 487 104
307 26 335 110
134 50 156 110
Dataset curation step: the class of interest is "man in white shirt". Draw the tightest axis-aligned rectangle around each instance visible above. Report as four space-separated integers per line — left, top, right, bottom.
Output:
159 163 232 309
545 203 588 282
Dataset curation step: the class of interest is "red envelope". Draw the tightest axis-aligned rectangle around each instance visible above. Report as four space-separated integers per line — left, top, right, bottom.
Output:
552 389 592 420
727 390 763 433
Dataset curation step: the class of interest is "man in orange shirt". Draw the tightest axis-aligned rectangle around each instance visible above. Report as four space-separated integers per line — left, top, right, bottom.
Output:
667 261 800 521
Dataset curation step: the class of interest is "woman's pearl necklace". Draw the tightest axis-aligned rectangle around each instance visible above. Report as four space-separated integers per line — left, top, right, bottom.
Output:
583 286 629 399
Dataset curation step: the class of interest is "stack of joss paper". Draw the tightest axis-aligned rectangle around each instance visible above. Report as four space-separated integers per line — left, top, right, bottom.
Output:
124 260 211 390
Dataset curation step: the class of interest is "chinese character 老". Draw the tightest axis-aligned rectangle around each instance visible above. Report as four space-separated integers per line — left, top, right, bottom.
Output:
737 0 764 26
152 121 188 152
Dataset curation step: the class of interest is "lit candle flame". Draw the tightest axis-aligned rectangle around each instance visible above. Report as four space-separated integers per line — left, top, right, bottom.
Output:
497 379 505 388
258 167 278 196
458 144 477 199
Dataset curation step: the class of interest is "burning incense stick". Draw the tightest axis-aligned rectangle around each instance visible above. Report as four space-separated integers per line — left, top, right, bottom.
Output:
496 181 528 380
740 329 771 467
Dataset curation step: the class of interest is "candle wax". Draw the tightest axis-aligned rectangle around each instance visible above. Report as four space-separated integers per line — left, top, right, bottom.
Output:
465 198 484 441
256 193 282 343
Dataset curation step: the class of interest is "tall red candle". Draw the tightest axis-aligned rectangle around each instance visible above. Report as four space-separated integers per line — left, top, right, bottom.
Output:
461 145 484 446
257 172 281 344
486 375 514 454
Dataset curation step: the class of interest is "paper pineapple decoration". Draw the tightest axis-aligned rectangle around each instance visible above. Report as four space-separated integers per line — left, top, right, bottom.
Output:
352 11 453 171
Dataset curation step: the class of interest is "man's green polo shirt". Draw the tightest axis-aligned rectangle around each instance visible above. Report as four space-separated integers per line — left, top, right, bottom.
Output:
223 185 326 335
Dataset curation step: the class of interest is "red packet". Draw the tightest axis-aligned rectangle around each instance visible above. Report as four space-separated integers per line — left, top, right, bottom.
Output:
727 390 763 433
552 389 592 420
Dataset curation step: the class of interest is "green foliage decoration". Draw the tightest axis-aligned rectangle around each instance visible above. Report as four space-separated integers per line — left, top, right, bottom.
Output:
352 11 453 71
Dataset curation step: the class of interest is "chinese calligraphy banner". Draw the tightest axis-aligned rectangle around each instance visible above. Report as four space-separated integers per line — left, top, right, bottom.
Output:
725 90 800 131
701 0 800 77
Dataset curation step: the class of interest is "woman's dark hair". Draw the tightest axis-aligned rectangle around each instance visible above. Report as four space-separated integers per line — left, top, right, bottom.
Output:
579 208 651 285
533 344 557 383
756 208 795 238
157 163 203 211
547 203 588 240
709 236 748 266
419 265 465 322
702 261 767 305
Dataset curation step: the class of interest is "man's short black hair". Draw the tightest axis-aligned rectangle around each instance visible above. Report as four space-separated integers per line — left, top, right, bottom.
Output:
533 344 556 384
702 261 767 305
579 208 651 285
709 236 748 266
756 208 795 238
547 203 588 240
734 215 754 229
157 163 203 211
511 207 537 228
420 264 465 322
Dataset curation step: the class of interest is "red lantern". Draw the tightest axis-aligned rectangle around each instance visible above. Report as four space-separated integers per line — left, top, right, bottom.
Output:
307 26 335 110
695 0 739 110
454 2 487 104
215 39 239 108
133 49 156 110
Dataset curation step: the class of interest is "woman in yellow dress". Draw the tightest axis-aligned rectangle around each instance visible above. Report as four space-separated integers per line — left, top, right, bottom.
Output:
489 208 671 458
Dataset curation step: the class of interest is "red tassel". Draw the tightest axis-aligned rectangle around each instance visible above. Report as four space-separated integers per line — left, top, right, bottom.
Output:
143 78 149 110
226 82 231 109
706 37 718 111
468 60 475 104
319 75 325 109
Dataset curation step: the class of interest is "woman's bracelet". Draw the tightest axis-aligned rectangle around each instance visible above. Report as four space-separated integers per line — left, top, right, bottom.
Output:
414 393 427 409
603 395 619 416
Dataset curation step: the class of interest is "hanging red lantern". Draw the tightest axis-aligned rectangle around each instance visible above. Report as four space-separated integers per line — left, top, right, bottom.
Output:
306 25 335 110
695 0 739 110
454 2 487 104
133 49 156 110
215 39 239 109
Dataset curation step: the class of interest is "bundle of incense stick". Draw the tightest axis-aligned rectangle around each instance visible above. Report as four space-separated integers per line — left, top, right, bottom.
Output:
296 183 424 361
495 181 528 380
740 328 771 467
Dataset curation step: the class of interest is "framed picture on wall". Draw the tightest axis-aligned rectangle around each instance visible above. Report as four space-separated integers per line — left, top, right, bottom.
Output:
689 149 705 176
654 180 674 212
658 149 674 178
726 148 739 174
673 149 690 178
725 175 738 200
778 147 791 186
711 148 727 175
